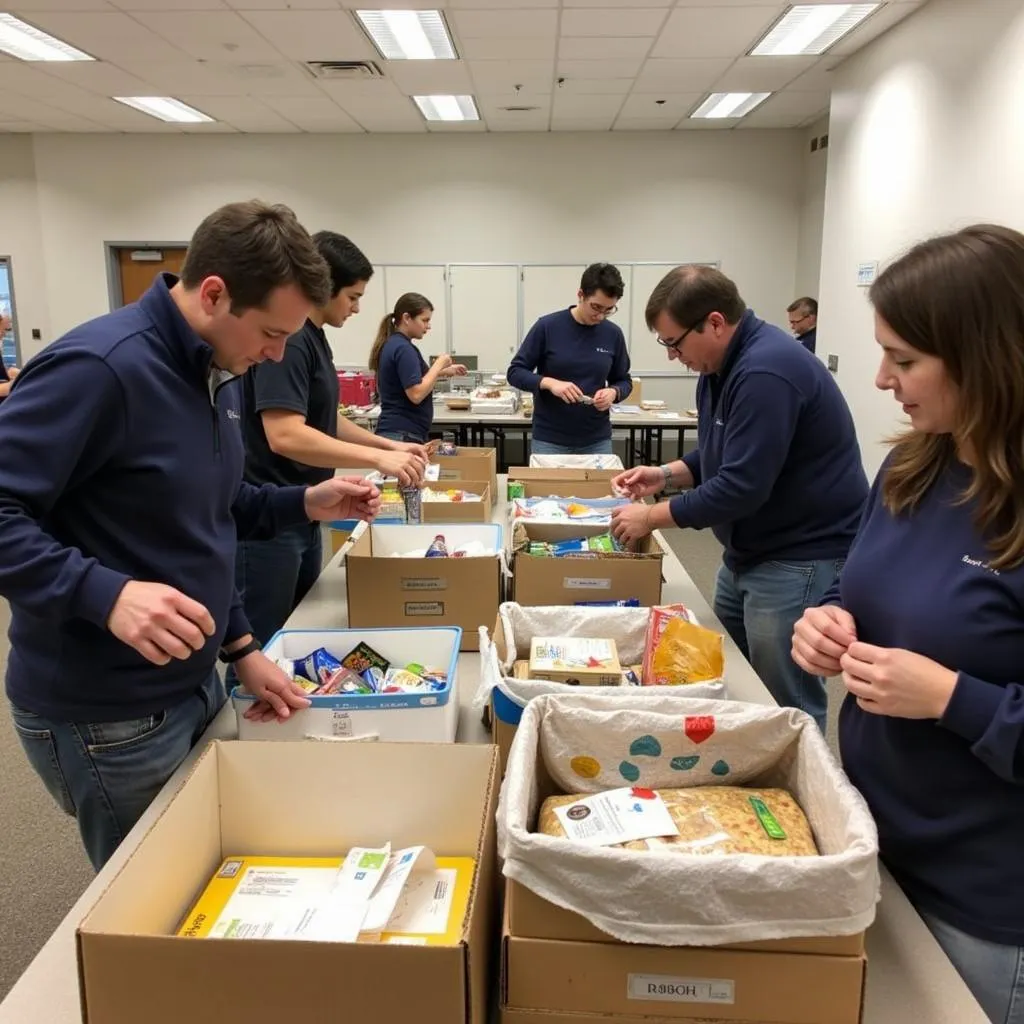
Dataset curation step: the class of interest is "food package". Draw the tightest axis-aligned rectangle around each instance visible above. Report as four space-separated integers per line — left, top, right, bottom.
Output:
529 637 621 686
642 604 724 685
538 785 818 856
422 487 483 503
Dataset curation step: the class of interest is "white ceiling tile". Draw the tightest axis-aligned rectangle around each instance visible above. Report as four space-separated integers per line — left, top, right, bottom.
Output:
180 120 240 132
34 62 158 97
786 60 841 93
224 0 339 8
21 12 196 62
613 117 678 130
830 2 921 55
652 6 778 59
460 36 556 60
112 0 227 8
711 55 817 92
339 0 444 9
672 0 785 5
116 59 320 96
560 8 667 37
736 111 805 128
352 115 426 131
385 61 474 94
476 91 550 114
550 116 613 131
261 95 364 131
452 0 556 8
5 0 117 9
753 89 829 117
131 11 282 62
552 92 623 117
468 59 553 91
562 0 671 8
557 57 645 79
633 57 732 92
180 95 303 131
557 77 632 95
487 111 550 131
426 120 486 131
237 11 374 61
557 37 653 60
0 93 106 130
0 122 51 132
675 117 739 129
452 9 557 38
0 63 82 101
618 91 699 118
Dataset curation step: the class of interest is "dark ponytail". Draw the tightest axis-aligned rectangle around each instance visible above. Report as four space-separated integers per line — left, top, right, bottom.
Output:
368 292 434 373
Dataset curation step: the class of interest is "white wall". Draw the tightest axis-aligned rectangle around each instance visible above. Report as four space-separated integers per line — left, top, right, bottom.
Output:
20 130 803 374
795 115 829 301
820 0 1024 476
0 137 50 361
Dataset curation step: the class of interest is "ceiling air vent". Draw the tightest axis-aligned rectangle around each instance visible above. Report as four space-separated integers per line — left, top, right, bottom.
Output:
500 106 541 113
304 60 384 80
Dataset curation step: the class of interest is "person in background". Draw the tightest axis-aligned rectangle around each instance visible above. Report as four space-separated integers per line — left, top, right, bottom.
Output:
238 232 427 651
0 313 20 400
370 292 466 444
787 297 818 354
508 263 632 456
791 224 1024 1024
0 200 380 870
610 266 866 732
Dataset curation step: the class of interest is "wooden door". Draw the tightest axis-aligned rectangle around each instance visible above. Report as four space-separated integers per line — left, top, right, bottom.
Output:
115 247 188 306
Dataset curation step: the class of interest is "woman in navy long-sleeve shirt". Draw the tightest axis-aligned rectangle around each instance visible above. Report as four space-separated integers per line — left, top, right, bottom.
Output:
508 263 632 455
793 224 1024 1024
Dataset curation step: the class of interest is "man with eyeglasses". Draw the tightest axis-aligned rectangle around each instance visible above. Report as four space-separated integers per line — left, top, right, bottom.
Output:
787 297 818 354
609 266 866 732
508 263 632 456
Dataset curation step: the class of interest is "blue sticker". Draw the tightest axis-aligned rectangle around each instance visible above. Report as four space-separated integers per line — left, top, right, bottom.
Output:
670 755 700 771
629 735 662 758
619 760 641 783
711 759 730 777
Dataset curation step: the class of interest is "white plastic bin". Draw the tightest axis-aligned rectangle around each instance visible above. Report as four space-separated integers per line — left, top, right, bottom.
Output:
231 626 462 742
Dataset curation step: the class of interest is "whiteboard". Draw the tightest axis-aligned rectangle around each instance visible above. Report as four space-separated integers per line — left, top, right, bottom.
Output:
328 270 385 369
384 265 448 357
630 262 720 372
449 264 519 372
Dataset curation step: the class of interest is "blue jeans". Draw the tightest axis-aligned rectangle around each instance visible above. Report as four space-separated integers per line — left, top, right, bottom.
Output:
714 558 844 731
9 672 225 871
234 522 322 649
531 438 614 456
919 910 1024 1023
376 430 426 444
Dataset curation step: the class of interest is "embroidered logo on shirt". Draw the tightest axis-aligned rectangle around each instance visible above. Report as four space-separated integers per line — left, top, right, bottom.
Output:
962 554 1000 576
226 409 240 421
596 347 613 355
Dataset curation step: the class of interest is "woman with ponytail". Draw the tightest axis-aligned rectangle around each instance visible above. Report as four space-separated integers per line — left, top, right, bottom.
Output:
371 292 466 443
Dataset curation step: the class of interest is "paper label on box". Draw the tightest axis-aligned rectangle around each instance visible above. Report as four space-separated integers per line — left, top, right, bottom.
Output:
438 469 462 480
405 601 444 616
331 711 353 737
384 867 457 935
553 787 679 846
628 975 735 1005
401 577 447 591
362 847 436 933
564 577 611 590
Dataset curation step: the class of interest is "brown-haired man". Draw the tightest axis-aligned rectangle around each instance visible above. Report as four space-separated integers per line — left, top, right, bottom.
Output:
0 200 380 869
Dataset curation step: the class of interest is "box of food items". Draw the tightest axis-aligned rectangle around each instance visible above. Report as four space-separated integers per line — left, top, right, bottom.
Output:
420 480 491 524
76 740 499 1024
430 446 498 505
479 603 727 771
507 467 623 501
231 626 462 742
346 523 503 651
497 693 879 1024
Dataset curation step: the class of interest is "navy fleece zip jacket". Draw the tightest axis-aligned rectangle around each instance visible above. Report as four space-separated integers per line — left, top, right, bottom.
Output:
508 308 632 447
670 310 867 571
834 457 1024 945
0 274 308 722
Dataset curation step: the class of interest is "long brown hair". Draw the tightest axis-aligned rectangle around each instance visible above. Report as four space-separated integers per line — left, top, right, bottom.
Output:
871 223 1024 569
368 292 433 373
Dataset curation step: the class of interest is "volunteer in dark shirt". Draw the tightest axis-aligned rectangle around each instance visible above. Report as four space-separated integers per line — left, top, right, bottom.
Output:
0 201 381 870
371 292 466 444
611 266 866 731
239 232 426 649
0 313 19 400
787 296 817 354
508 263 632 456
792 224 1024 1023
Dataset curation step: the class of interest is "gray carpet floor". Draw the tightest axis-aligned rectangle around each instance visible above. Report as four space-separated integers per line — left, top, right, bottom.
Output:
0 526 844 1000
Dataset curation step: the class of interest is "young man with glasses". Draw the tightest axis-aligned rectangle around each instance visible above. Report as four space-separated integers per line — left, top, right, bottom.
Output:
610 266 866 732
508 263 632 456
787 297 818 354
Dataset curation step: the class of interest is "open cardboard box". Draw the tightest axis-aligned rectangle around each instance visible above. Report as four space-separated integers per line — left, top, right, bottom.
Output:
508 467 620 500
346 523 503 651
422 479 492 524
511 521 663 608
77 740 499 1024
431 447 498 506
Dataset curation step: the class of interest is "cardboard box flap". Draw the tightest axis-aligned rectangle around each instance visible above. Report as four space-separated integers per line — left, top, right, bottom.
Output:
509 468 619 483
354 523 503 558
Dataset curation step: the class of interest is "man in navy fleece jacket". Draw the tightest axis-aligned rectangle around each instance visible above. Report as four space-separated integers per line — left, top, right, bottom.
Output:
0 201 380 869
612 266 866 729
508 263 632 455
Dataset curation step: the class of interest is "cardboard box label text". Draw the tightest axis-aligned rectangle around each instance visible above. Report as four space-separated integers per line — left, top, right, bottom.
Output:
627 974 736 1005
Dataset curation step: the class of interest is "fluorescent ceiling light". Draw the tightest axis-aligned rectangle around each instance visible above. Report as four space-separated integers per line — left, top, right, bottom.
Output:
0 13 93 61
690 92 770 119
114 97 214 124
751 4 880 56
356 10 456 60
414 94 479 122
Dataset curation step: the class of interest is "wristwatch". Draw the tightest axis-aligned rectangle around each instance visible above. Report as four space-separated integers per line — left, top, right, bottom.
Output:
659 464 674 490
218 637 262 664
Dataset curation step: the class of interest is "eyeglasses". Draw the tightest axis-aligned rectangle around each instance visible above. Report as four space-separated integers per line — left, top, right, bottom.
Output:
586 301 618 317
788 313 811 329
656 314 710 351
